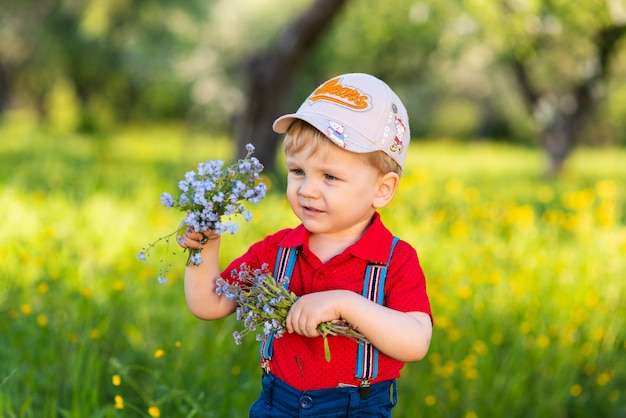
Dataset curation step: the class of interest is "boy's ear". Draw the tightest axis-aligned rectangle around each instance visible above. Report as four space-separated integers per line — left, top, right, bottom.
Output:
373 172 400 209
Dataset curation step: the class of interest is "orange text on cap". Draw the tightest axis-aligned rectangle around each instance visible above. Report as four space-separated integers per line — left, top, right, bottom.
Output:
309 77 370 110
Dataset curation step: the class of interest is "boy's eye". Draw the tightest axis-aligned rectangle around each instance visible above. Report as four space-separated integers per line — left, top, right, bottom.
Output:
290 168 304 176
324 174 337 181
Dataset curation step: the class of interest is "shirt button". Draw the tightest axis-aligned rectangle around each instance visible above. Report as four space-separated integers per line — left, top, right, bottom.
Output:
299 395 313 409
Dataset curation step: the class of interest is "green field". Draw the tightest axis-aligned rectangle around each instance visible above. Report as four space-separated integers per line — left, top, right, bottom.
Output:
1 114 625 417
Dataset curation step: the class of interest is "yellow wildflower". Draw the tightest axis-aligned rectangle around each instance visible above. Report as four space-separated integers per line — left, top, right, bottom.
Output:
36 314 48 327
79 287 93 299
37 282 49 294
597 372 611 386
570 384 583 397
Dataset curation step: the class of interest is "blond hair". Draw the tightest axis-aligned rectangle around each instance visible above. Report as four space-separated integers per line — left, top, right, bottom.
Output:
283 120 402 176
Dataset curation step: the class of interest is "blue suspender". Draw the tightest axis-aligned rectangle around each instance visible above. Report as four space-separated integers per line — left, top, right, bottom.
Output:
259 236 400 388
356 236 399 396
259 246 299 373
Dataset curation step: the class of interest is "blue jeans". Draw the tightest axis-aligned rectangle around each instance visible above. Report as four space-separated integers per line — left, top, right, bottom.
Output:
249 373 397 417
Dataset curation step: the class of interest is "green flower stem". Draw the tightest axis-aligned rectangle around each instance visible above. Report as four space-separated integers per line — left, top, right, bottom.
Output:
323 337 331 362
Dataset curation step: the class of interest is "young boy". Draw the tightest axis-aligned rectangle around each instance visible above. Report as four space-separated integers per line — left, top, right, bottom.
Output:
179 73 432 417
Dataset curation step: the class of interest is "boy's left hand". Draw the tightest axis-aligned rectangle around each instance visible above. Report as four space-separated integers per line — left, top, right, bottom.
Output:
285 290 349 337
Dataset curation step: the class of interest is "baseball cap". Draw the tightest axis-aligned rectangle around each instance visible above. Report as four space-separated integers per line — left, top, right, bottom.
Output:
273 73 411 170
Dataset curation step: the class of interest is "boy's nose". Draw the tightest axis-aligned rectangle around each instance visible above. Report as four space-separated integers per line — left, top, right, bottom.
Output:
297 178 319 198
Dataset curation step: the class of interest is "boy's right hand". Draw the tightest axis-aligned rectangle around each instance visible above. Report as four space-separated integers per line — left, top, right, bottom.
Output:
176 227 219 250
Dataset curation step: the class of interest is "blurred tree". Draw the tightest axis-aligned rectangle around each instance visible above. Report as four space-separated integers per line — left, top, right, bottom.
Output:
235 0 347 169
0 0 210 130
0 59 11 115
420 0 626 175
0 0 56 118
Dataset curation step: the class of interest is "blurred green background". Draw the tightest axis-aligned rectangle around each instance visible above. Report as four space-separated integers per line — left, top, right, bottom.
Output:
1 1 625 417
3 0 626 171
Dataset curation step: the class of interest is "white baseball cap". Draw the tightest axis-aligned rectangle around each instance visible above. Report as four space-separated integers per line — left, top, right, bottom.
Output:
273 73 411 170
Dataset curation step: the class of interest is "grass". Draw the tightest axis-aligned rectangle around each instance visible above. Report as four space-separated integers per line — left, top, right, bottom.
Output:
0 114 625 417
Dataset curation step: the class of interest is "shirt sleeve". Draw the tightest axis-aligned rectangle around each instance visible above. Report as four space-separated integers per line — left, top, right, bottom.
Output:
383 239 432 321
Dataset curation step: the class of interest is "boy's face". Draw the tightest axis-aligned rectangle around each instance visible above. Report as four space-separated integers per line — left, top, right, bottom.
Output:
285 143 383 240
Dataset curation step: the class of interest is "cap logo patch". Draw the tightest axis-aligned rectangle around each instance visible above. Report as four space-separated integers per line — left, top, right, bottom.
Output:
308 77 370 110
389 103 406 155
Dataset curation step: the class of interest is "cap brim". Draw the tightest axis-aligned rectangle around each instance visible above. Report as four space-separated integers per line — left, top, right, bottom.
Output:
273 113 334 137
272 114 299 134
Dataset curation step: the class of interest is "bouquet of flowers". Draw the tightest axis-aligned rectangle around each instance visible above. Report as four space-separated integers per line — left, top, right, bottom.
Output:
217 263 366 362
137 144 267 283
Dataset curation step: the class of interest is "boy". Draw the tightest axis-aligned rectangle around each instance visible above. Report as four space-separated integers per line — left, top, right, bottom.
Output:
179 73 432 417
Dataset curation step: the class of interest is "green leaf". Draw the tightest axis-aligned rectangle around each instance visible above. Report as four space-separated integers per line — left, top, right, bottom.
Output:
323 337 331 363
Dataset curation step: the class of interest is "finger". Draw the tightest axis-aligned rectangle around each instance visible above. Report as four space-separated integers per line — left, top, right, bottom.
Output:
201 230 220 241
298 317 311 336
304 320 321 338
178 233 205 250
294 314 317 338
176 235 187 248
285 310 295 334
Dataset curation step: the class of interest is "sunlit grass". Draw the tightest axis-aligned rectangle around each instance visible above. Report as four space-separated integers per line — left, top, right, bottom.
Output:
0 120 625 417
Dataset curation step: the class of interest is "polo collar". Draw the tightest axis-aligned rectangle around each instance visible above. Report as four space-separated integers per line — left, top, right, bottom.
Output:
276 212 394 264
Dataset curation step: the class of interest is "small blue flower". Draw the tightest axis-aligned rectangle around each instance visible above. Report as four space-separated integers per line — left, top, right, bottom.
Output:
223 222 239 234
236 307 244 320
184 170 196 182
160 192 175 208
224 203 237 216
238 160 252 174
244 316 257 329
192 191 208 206
224 288 239 301
178 180 190 192
190 252 203 266
212 192 224 203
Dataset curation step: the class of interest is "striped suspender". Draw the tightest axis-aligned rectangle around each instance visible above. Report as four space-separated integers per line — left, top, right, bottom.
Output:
356 236 399 397
259 246 298 373
259 236 399 390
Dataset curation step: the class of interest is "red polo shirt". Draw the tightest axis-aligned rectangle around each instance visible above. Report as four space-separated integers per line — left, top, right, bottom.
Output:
220 213 431 391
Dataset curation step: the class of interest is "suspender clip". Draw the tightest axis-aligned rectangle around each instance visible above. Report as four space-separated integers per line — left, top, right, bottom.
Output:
359 379 371 399
261 359 271 376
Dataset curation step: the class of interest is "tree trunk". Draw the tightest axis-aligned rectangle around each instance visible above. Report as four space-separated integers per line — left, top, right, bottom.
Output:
236 0 348 172
509 24 626 176
0 63 10 117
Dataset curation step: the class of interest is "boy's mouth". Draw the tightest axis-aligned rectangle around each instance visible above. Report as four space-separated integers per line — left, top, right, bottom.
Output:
302 205 323 213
